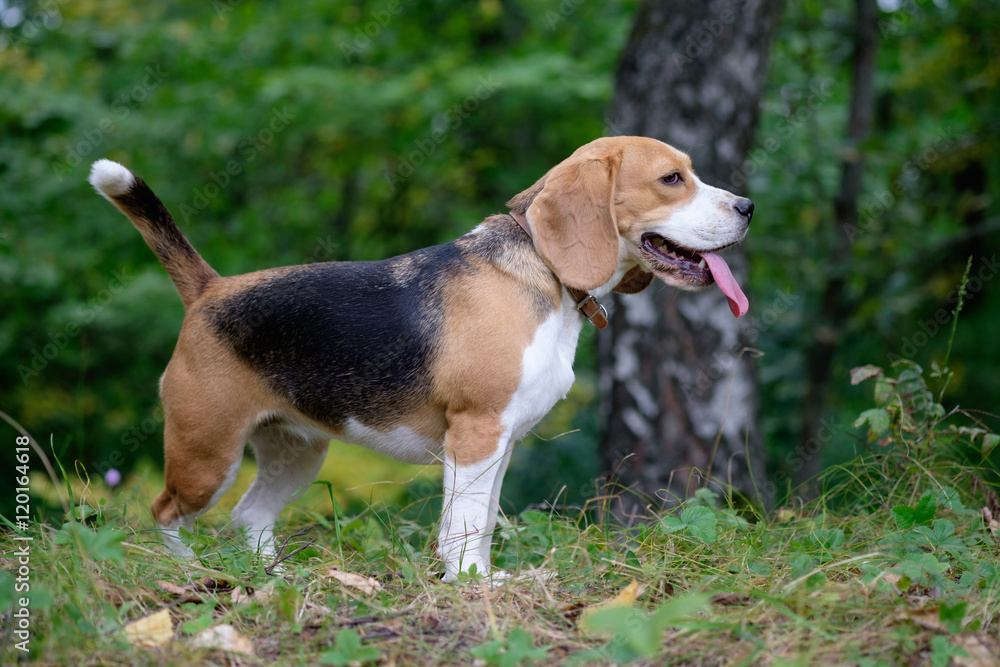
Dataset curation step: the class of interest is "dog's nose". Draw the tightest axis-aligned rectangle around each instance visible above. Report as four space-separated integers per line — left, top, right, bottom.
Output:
734 197 754 223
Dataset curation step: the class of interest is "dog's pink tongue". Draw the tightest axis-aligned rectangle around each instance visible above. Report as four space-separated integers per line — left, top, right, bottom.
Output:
701 252 749 318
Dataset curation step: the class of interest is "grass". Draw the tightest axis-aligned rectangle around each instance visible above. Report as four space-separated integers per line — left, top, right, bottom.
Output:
4 263 1000 665
3 359 999 666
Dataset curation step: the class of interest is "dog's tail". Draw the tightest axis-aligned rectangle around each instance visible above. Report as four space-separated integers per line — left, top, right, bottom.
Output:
89 159 219 309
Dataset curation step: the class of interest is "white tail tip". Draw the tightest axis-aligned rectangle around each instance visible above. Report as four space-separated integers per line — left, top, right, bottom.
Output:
88 159 135 198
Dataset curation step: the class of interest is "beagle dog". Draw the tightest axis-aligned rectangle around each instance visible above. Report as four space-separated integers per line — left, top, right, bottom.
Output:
89 136 751 581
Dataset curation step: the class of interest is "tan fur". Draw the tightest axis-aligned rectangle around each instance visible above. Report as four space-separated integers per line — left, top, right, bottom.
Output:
508 137 702 285
431 256 556 465
151 316 281 526
609 140 698 229
525 150 623 291
196 264 298 301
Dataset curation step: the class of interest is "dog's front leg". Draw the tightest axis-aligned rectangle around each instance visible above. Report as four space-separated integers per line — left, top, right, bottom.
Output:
438 415 511 582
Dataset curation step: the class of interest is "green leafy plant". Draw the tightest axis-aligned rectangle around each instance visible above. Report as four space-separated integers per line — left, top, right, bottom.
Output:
320 629 381 666
660 505 718 545
891 492 938 530
470 628 548 666
579 594 712 662
52 522 126 562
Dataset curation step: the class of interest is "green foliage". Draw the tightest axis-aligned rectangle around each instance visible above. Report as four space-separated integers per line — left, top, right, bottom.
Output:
179 602 215 635
929 635 967 666
0 569 14 613
1 357 998 663
891 492 937 529
660 505 718 545
52 521 126 562
470 628 548 666
320 629 381 666
579 594 712 662
938 600 968 635
851 355 999 473
754 0 1000 479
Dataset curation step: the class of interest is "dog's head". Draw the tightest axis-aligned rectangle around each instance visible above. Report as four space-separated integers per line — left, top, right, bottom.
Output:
507 136 752 317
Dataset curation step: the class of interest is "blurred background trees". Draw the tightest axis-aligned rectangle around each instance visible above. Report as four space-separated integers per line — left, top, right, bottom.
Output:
600 0 782 519
1 0 998 519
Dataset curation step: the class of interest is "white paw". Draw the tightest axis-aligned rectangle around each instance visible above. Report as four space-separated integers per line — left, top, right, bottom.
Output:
159 530 194 559
514 567 557 585
488 569 513 588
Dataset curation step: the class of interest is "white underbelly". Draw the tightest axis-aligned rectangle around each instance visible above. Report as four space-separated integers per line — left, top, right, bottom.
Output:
341 418 443 465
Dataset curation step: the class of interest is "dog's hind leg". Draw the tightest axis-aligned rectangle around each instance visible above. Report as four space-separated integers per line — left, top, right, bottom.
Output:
151 414 247 558
231 425 329 559
150 349 259 557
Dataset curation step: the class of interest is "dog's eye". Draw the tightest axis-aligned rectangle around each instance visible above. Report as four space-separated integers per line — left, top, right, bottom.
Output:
659 173 682 186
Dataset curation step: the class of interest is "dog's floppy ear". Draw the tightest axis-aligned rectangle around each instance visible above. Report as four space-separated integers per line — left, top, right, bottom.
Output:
507 151 622 291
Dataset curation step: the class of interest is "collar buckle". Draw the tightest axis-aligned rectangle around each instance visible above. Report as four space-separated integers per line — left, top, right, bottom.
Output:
571 290 609 330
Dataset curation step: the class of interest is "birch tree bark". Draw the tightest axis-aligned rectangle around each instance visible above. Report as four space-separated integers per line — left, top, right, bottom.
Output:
600 0 783 518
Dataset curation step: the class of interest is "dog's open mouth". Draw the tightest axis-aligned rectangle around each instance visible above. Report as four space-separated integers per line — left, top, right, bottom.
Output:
641 233 749 318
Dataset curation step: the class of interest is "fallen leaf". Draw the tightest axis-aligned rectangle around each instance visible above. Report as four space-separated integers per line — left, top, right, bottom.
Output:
157 578 233 603
96 579 130 605
231 582 275 605
953 633 1000 667
579 578 640 630
156 580 188 596
190 624 255 656
198 577 235 593
326 569 383 595
984 507 1000 539
123 608 173 649
908 608 946 632
710 592 751 607
604 579 640 607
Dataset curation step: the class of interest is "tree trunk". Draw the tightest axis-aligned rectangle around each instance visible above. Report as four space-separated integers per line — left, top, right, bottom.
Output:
796 0 878 493
600 0 782 519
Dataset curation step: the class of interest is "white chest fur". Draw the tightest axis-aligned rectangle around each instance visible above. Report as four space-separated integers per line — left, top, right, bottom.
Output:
501 291 584 440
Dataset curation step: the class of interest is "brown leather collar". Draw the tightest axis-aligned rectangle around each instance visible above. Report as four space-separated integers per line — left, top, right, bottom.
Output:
510 212 609 330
